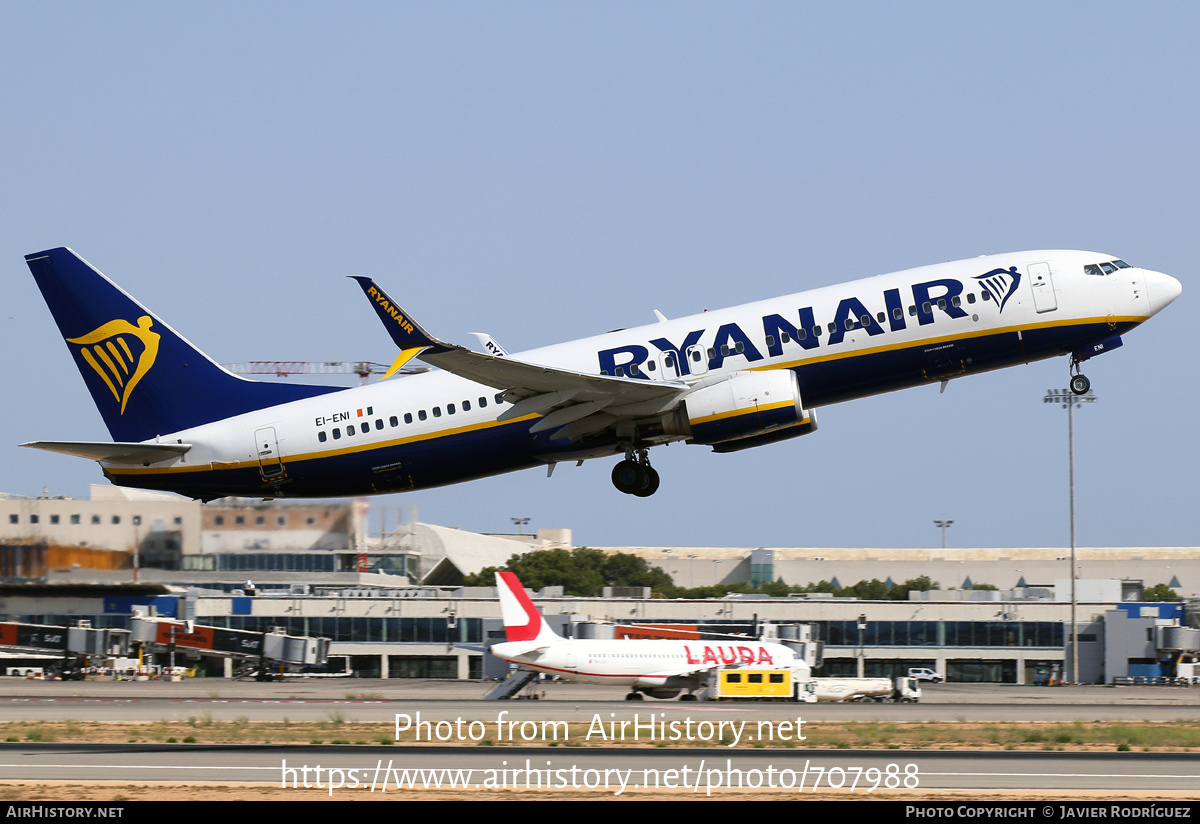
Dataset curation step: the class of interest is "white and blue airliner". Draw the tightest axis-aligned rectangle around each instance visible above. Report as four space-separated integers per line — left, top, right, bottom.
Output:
22 248 1180 498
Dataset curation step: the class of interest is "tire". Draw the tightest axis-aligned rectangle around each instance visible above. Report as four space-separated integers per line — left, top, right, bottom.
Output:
611 460 644 494
1070 374 1090 395
633 466 660 497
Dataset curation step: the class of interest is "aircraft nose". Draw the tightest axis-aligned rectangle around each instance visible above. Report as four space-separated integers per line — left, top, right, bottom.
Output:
1144 269 1182 316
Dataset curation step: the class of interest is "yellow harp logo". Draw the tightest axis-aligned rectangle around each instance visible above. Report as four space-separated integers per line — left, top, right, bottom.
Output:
66 316 161 415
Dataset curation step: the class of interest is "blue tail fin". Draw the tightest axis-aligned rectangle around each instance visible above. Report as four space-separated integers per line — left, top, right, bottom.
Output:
25 248 341 443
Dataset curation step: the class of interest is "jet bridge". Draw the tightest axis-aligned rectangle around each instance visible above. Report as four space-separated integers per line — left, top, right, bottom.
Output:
129 613 329 677
0 620 131 679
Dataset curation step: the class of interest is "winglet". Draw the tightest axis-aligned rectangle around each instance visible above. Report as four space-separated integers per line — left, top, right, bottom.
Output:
349 276 455 359
469 332 508 357
380 348 425 380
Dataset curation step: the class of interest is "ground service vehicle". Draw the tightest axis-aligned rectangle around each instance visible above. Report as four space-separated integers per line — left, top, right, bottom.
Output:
708 668 818 702
810 676 921 703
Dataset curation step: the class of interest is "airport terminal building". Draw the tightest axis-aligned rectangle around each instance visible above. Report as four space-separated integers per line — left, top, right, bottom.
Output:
0 488 1195 684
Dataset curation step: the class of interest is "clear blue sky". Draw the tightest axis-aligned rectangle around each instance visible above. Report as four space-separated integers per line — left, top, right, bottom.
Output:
2 3 1195 550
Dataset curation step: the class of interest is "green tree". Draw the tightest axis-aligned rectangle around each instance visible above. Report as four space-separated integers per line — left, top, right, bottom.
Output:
599 552 675 590
463 548 674 596
757 578 797 598
887 576 941 601
845 579 890 600
1143 583 1181 602
795 580 839 594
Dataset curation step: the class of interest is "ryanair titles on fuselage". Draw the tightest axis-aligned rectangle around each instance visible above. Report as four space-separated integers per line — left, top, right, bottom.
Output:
596 269 1020 377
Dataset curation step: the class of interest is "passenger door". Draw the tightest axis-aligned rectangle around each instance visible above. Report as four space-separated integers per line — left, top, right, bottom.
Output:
1028 261 1058 313
254 426 286 480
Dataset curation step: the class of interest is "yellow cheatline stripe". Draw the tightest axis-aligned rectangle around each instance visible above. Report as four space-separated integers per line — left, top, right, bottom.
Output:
689 399 794 427
105 413 542 475
754 315 1141 372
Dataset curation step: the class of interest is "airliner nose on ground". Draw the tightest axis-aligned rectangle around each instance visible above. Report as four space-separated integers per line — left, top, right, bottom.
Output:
1144 269 1183 316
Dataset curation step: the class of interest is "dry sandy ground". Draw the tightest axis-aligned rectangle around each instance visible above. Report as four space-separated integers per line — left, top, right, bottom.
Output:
2 782 1199 801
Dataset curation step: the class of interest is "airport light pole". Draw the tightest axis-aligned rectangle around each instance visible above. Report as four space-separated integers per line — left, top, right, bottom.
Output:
1044 387 1097 683
856 613 867 678
933 519 953 550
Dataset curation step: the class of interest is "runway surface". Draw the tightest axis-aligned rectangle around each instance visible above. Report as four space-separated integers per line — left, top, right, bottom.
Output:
1 678 1199 723
1 743 1197 795
2 678 1198 797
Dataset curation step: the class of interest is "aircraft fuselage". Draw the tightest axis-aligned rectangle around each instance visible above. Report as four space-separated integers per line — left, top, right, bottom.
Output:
30 248 1180 499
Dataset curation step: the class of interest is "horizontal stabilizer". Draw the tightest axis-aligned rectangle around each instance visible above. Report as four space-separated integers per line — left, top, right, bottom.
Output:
492 641 551 658
22 440 191 464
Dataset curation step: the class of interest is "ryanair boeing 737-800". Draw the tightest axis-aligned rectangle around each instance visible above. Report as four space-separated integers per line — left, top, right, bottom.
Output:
22 248 1180 499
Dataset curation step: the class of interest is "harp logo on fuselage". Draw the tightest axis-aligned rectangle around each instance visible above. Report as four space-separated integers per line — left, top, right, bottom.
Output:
973 267 1022 314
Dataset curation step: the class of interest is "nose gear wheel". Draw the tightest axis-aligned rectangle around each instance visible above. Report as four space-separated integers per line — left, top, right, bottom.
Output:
1068 353 1091 395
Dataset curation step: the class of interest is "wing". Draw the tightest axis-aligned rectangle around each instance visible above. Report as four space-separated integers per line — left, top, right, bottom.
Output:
350 277 688 445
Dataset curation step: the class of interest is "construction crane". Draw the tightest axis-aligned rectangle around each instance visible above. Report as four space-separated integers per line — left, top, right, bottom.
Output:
221 361 428 386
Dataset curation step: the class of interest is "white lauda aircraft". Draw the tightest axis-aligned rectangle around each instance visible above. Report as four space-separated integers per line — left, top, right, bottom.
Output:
490 571 805 700
23 248 1180 498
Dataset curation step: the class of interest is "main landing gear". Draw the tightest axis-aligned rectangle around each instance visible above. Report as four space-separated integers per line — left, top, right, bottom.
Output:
625 688 696 701
611 448 660 497
1069 354 1091 395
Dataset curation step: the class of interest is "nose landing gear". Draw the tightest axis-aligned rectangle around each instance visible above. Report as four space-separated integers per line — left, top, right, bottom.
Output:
1069 353 1091 395
611 448 660 497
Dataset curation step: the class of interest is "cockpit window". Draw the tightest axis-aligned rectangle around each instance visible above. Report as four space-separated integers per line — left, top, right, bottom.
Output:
1084 259 1132 276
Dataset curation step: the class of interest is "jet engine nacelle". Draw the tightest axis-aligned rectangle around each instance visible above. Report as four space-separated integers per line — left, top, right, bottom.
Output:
643 687 682 700
671 370 815 447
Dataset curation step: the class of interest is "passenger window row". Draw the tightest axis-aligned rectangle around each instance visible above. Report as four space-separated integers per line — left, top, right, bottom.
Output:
317 393 506 443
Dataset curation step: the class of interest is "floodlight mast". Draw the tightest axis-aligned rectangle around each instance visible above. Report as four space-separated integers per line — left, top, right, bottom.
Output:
1044 387 1097 684
933 519 953 551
